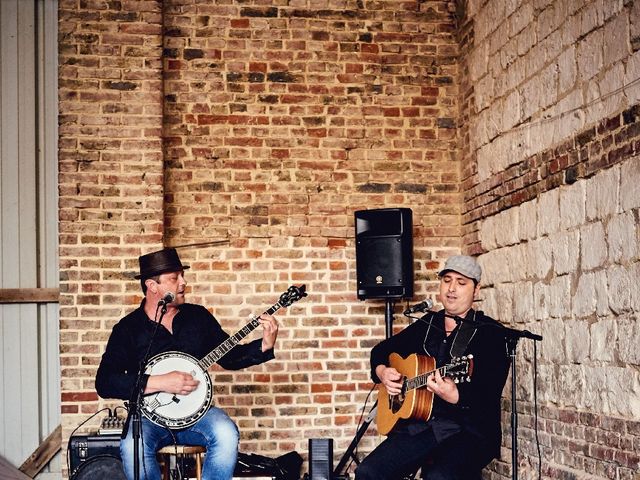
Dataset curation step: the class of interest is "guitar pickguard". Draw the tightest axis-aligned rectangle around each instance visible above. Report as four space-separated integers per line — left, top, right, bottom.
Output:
388 378 408 414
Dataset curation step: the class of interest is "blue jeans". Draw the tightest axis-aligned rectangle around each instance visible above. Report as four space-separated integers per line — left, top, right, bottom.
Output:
120 407 239 480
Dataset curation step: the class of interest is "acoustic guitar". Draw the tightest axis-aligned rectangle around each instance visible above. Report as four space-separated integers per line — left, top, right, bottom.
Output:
376 353 473 435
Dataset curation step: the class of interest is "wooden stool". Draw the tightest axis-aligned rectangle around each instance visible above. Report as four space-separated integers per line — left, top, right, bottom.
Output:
157 445 206 480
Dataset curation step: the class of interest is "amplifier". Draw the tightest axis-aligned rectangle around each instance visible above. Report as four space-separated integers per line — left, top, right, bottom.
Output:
69 433 121 473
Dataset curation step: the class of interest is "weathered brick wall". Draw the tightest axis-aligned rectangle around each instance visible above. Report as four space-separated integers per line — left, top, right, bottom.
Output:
161 0 461 463
58 0 463 476
459 0 640 478
58 0 165 472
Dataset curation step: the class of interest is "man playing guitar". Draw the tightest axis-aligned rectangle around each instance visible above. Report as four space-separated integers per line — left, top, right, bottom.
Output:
96 248 280 480
356 255 510 480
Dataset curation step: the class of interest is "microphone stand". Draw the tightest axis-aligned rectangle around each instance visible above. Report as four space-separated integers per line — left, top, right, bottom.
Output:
500 326 542 480
123 300 171 480
453 314 542 480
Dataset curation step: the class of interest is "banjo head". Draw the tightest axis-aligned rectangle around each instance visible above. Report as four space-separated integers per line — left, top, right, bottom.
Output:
142 351 213 428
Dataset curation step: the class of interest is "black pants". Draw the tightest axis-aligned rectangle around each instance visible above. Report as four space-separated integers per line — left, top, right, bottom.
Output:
354 429 487 480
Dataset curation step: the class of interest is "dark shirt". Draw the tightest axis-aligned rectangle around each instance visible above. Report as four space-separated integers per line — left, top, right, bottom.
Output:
370 309 510 460
96 300 274 401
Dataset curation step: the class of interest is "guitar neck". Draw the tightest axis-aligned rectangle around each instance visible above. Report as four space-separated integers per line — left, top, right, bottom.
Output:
199 301 283 369
406 364 452 392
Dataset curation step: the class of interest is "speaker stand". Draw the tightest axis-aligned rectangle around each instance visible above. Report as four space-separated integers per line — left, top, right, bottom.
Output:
384 299 395 339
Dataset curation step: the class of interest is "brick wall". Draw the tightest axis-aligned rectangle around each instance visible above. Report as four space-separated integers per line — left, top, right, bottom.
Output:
58 0 165 468
160 0 462 459
59 1 640 478
459 1 640 479
58 0 462 476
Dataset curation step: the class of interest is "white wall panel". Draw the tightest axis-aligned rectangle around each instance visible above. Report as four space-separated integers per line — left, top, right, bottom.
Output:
0 0 59 476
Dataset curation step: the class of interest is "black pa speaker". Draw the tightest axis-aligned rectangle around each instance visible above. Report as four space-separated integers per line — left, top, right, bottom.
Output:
308 438 333 480
355 208 413 300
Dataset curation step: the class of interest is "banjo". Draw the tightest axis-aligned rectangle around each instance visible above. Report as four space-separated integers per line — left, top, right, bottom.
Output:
141 285 307 428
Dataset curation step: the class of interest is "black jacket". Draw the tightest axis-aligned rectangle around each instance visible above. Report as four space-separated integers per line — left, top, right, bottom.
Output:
96 301 274 401
370 309 510 461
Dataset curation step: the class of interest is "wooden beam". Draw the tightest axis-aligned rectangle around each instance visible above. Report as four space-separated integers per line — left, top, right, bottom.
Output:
0 288 59 304
19 424 62 478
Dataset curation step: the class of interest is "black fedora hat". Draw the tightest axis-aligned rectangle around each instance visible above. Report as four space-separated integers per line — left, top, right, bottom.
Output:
135 248 190 279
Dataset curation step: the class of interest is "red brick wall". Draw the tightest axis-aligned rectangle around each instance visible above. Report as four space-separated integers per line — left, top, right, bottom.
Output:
58 0 165 468
58 0 462 475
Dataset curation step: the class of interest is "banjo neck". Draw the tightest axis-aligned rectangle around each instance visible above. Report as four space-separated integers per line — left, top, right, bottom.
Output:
198 300 284 370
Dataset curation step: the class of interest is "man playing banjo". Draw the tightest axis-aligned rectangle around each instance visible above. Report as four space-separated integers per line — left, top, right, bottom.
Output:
96 248 280 480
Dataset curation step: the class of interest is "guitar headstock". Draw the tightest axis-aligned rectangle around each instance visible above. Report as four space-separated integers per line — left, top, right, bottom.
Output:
278 285 307 308
448 354 473 383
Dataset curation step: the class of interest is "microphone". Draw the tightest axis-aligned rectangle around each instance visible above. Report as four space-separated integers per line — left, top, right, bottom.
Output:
158 291 175 306
403 299 434 315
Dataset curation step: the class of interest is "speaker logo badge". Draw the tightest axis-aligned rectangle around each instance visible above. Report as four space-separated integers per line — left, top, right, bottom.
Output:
375 275 383 284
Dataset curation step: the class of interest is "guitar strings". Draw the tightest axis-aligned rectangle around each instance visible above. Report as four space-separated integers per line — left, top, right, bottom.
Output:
409 360 469 390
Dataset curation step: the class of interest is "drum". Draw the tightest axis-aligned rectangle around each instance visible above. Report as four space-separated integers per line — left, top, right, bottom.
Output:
71 455 126 480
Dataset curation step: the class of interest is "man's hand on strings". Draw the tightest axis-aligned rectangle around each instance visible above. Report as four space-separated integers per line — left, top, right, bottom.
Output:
376 365 404 395
146 371 200 396
427 368 459 404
